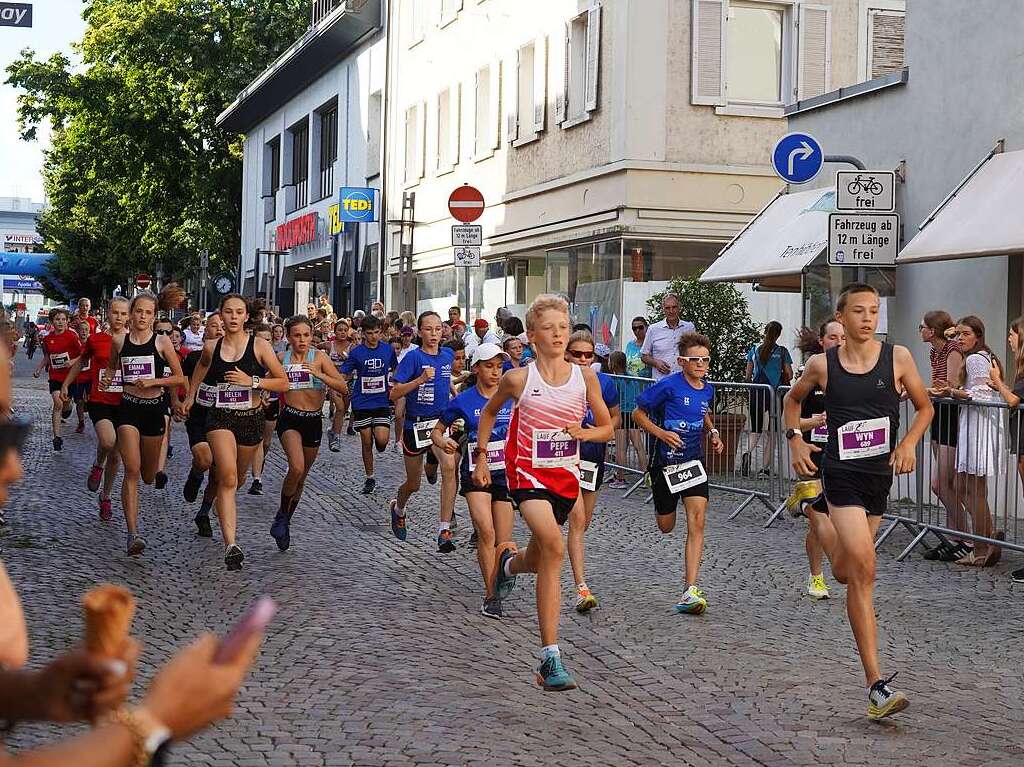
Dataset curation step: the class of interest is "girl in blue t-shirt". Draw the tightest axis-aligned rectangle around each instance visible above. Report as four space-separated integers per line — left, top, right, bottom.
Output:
431 343 516 619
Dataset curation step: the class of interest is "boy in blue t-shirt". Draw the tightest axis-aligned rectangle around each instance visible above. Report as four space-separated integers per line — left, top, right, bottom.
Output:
634 331 723 615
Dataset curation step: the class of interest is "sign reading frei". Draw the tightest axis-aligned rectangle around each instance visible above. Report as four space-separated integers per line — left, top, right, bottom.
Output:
836 171 896 212
454 247 481 268
828 213 899 267
338 187 377 222
451 225 482 247
0 3 32 28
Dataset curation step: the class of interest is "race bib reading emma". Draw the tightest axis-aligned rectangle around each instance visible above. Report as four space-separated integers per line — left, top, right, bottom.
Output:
837 416 890 460
413 419 439 449
216 385 252 410
468 440 506 471
361 375 386 395
49 352 71 370
662 460 707 494
579 460 599 492
532 429 579 468
196 383 217 408
121 355 155 383
285 364 313 390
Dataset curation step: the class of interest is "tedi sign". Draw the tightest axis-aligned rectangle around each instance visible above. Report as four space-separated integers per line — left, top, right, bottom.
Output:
0 3 33 28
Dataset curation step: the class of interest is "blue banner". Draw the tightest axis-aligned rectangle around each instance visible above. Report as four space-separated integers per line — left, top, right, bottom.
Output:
3 278 44 292
338 187 377 223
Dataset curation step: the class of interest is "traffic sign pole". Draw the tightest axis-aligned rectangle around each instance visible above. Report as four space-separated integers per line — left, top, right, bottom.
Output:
448 185 486 322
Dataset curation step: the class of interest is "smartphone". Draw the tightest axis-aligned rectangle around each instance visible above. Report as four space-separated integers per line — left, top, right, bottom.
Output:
213 596 277 664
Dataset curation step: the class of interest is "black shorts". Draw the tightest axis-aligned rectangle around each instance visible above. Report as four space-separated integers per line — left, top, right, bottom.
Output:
650 465 709 515
401 422 439 464
820 465 892 517
118 393 168 438
70 381 91 402
277 405 324 448
206 406 265 447
264 399 280 421
48 379 63 394
352 407 392 431
461 478 510 503
185 407 210 448
88 401 120 428
510 489 576 526
930 402 959 447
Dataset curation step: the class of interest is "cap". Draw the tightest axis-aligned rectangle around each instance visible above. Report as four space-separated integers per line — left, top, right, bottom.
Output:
473 318 489 330
470 342 509 367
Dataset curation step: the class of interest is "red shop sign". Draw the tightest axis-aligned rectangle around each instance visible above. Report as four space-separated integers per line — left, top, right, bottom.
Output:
276 212 319 250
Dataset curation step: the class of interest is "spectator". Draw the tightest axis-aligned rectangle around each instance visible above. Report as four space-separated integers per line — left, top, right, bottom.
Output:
371 301 386 319
318 293 331 311
502 316 525 339
352 309 366 329
640 293 695 380
742 321 792 478
397 325 415 362
607 350 647 488
271 323 287 353
495 307 514 337
626 316 651 378
183 313 205 352
445 306 462 327
502 335 525 371
306 303 317 321
593 342 611 373
466 318 499 348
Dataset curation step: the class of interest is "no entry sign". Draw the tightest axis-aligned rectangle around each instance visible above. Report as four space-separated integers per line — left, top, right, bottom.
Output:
448 184 485 223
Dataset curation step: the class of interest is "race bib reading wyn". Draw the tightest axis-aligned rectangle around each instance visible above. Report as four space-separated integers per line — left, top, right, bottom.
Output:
468 440 506 471
837 416 890 460
662 460 707 494
532 429 579 468
216 385 253 410
121 355 155 384
285 364 313 390
413 419 439 449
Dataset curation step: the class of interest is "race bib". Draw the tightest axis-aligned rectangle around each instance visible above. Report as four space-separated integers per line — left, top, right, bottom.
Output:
413 418 439 449
81 358 91 373
49 352 71 370
285 364 314 390
101 369 123 393
579 460 599 492
662 460 707 494
468 440 506 471
196 382 217 408
216 385 252 410
837 416 890 460
361 375 386 395
122 355 155 383
532 428 579 468
810 424 829 443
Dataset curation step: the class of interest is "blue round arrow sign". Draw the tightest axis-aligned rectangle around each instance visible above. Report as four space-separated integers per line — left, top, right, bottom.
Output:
772 132 823 184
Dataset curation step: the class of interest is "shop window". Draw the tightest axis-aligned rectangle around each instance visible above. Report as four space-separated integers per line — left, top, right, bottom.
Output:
545 240 622 349
557 7 600 127
416 267 458 317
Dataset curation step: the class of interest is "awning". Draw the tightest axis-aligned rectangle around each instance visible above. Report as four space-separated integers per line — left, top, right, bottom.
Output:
898 149 1024 264
700 187 835 283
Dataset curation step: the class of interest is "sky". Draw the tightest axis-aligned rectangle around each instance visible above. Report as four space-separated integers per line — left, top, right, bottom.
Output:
0 1 88 202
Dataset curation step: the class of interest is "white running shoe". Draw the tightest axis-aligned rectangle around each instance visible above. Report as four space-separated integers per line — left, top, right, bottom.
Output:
807 573 831 599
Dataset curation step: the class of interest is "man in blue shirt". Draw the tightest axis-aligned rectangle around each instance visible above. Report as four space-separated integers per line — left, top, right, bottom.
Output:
634 332 723 615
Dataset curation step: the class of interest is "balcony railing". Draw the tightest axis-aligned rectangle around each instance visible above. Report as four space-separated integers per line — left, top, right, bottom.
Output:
311 0 368 26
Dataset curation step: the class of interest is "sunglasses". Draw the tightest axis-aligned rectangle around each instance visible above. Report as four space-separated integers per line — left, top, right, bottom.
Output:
155 329 172 335
568 349 594 360
681 356 711 364
631 325 646 332
0 418 31 455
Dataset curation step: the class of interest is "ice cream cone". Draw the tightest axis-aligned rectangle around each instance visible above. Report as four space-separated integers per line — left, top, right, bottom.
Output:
82 584 135 657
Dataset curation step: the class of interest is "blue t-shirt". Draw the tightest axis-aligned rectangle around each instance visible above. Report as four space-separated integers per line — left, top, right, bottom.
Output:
746 344 792 388
440 386 514 485
394 346 455 420
616 376 643 414
636 373 714 468
340 342 396 411
581 372 620 462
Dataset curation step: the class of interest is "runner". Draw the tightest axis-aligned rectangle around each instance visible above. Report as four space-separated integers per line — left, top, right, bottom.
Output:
272 315 350 551
391 326 415 453
632 332 723 615
60 297 129 520
564 330 620 614
246 324 274 496
473 294 612 691
152 316 177 490
326 318 353 451
102 290 186 556
33 307 82 451
431 343 514 618
69 318 92 434
339 314 395 494
784 282 932 720
182 295 288 570
387 312 456 551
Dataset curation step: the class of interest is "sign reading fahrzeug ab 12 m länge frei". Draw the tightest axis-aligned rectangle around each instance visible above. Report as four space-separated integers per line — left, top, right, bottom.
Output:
0 2 32 27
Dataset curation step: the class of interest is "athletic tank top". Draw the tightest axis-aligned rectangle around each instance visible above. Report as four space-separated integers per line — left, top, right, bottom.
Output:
505 362 588 499
120 331 165 384
283 348 324 391
208 334 262 382
823 343 900 475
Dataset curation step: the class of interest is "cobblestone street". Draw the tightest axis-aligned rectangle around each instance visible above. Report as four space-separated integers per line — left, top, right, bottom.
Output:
4 354 1024 766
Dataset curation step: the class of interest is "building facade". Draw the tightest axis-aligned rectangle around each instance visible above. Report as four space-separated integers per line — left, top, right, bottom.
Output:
0 196 48 314
218 0 386 318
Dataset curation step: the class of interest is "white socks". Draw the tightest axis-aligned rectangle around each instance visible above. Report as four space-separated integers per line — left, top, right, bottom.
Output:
541 644 560 660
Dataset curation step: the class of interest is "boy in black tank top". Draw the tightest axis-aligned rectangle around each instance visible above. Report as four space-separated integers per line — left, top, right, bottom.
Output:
784 284 933 721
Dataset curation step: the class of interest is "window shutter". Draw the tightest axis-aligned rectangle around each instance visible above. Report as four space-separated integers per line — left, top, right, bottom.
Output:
690 0 726 106
869 11 905 78
554 23 569 124
584 5 601 112
468 71 478 155
490 60 501 149
506 50 519 144
418 101 427 178
533 35 547 132
797 4 831 101
449 83 461 165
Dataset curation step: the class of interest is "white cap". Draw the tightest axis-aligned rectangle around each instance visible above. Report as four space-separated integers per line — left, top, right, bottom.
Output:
470 342 509 367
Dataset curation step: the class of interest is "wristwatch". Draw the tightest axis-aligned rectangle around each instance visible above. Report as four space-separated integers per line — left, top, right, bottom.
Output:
105 706 171 767
472 446 488 457
251 375 261 390
785 428 802 441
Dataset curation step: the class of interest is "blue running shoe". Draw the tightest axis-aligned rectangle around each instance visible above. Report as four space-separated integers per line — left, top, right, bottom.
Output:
389 500 407 541
494 545 518 600
535 654 577 691
437 529 456 553
270 511 291 551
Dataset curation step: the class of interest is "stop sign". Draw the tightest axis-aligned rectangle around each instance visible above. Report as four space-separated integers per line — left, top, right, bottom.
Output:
448 184 485 223
136 273 151 290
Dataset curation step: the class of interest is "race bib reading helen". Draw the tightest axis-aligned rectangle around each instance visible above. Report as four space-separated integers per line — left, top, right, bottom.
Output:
121 355 155 383
837 416 890 460
579 460 599 492
532 428 579 468
413 418 439 449
285 364 313 390
469 440 506 472
216 385 252 410
662 460 707 494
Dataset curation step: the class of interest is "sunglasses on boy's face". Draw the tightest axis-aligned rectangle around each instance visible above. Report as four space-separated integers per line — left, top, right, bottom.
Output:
568 349 594 360
681 355 711 364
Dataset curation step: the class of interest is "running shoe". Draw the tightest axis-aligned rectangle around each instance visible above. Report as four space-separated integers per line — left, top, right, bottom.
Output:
154 471 168 490
87 464 103 492
575 585 599 613
494 545 518 600
425 466 438 485
61 401 73 420
52 436 63 452
389 500 407 541
786 481 821 517
437 529 456 553
868 674 909 720
270 511 291 551
98 497 112 521
224 544 244 571
605 478 628 490
1011 567 1024 584
194 509 213 538
361 477 376 494
923 540 955 561
481 597 502 619
127 534 146 557
248 478 264 496
346 425 356 436
75 421 85 434
674 585 707 615
807 574 831 600
535 654 577 692
183 470 203 503
328 431 340 453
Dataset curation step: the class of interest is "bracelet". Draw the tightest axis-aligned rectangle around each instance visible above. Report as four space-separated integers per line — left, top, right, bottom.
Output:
103 707 171 767
709 428 720 435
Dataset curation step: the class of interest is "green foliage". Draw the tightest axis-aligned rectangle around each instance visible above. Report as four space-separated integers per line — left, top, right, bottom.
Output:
6 0 311 297
646 270 763 383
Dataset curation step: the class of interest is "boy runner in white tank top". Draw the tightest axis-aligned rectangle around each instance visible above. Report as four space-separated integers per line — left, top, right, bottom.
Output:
473 295 613 691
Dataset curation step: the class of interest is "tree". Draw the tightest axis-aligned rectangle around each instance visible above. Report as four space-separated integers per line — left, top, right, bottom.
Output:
6 0 311 298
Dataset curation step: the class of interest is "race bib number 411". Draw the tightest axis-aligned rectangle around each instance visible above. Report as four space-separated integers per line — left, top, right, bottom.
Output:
532 429 578 468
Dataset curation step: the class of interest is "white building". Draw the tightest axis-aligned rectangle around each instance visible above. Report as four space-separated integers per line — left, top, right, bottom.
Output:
218 0 386 317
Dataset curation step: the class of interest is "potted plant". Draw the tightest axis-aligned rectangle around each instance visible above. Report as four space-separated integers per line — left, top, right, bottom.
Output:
647 270 762 474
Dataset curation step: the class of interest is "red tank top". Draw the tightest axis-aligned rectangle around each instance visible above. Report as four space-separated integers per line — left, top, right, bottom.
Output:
85 333 122 405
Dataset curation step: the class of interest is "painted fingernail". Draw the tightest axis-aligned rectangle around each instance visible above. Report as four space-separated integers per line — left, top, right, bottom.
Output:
105 660 128 676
